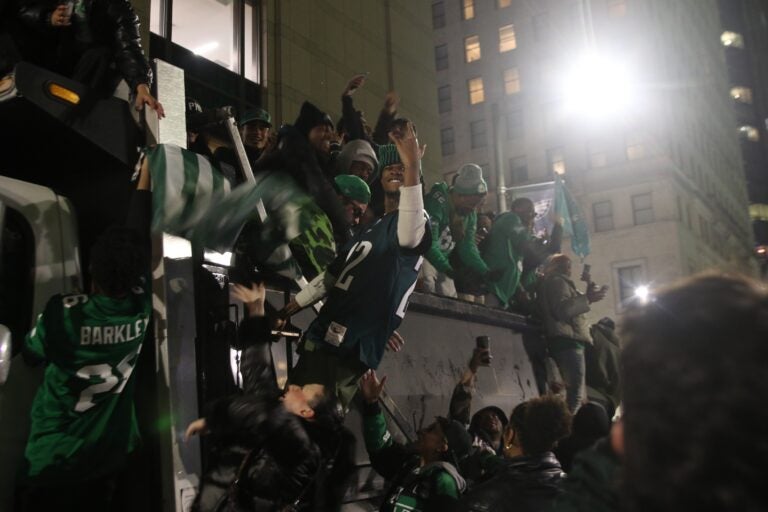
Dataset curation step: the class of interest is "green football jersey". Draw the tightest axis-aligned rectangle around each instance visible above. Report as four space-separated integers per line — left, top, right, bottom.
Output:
23 279 151 484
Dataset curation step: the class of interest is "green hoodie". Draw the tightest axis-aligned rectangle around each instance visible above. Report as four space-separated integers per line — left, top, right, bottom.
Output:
424 182 489 276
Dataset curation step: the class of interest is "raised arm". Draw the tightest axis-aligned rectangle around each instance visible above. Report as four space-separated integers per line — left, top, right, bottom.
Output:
390 122 426 249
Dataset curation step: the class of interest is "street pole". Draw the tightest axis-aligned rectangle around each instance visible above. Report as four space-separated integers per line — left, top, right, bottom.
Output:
491 103 507 212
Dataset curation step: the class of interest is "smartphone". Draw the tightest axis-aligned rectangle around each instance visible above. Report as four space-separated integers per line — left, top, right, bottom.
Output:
476 336 492 366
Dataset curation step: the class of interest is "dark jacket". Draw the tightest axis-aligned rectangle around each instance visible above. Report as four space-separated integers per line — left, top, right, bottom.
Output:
585 322 621 417
363 402 467 512
15 0 151 91
453 452 565 512
193 328 353 512
552 438 620 512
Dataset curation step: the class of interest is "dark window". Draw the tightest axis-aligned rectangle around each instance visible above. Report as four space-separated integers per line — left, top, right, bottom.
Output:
617 265 643 302
632 193 654 225
507 109 524 139
441 127 455 156
435 44 449 71
593 201 614 232
509 156 528 184
470 120 487 149
438 85 452 113
432 1 446 28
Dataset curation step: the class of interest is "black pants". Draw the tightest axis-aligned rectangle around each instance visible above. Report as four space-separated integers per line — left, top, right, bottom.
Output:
17 475 117 512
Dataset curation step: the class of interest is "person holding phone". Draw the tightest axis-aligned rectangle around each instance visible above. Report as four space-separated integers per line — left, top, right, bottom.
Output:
537 254 606 413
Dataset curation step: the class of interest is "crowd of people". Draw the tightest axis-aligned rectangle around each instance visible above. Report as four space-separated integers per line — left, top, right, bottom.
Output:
4 1 768 511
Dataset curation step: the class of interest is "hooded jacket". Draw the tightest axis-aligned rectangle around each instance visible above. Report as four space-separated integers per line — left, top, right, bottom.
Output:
537 273 592 344
585 321 621 414
363 402 467 512
453 452 565 512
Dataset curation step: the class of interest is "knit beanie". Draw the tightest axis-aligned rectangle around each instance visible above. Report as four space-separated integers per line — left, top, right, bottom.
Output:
334 174 371 204
452 163 488 195
293 101 333 138
335 139 379 179
377 144 401 168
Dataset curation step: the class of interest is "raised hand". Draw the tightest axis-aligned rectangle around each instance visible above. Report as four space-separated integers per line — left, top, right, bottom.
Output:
359 370 387 404
386 331 405 352
343 74 367 96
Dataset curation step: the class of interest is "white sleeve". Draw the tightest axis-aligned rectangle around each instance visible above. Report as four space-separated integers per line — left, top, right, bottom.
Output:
295 271 335 307
397 184 426 249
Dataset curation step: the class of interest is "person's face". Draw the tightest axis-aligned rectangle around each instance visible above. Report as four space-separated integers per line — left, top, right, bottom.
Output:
476 410 503 435
241 122 270 150
416 421 448 459
348 160 373 183
282 384 326 419
340 196 368 226
452 192 486 214
308 124 334 154
381 163 405 194
513 202 536 230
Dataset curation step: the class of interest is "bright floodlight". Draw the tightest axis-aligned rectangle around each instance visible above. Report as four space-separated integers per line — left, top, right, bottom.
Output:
561 53 637 121
634 285 650 303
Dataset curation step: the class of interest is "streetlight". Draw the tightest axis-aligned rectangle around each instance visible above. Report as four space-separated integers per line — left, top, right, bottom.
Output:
634 285 650 304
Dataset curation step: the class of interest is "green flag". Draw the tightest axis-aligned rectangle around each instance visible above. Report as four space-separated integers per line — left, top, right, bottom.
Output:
554 174 590 259
143 144 336 280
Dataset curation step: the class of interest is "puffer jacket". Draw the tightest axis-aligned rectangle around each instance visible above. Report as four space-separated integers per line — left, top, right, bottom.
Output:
538 273 591 343
15 0 151 91
453 452 565 512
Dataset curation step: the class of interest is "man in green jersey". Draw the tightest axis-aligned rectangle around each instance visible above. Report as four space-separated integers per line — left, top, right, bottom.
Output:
280 122 430 408
18 165 151 511
422 163 489 298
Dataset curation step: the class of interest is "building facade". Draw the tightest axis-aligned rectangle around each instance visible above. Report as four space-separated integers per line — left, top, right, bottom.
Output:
139 0 442 177
432 0 756 321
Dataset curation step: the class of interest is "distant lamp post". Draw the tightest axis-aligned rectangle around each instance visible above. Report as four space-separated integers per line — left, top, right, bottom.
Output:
560 52 638 123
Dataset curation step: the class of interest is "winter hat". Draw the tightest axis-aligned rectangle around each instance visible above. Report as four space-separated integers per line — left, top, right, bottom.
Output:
377 144 401 168
240 107 272 127
293 101 333 138
453 163 488 195
469 405 509 434
334 175 371 204
335 140 379 179
436 416 473 464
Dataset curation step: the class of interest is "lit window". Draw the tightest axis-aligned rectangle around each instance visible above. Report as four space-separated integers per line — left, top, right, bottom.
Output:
730 86 753 104
435 44 449 71
441 127 455 156
498 0 511 7
499 24 517 52
503 67 521 95
750 203 768 221
438 85 452 113
465 35 481 63
432 2 446 29
593 201 614 232
721 31 745 48
617 265 643 302
462 0 474 20
507 109 524 139
547 147 566 175
470 120 487 149
509 156 528 183
172 0 236 71
468 77 485 104
626 134 644 160
607 0 626 17
739 125 760 142
244 0 258 82
588 141 608 168
632 193 654 225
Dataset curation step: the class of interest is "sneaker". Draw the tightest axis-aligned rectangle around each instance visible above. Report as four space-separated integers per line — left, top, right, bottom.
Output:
0 73 18 102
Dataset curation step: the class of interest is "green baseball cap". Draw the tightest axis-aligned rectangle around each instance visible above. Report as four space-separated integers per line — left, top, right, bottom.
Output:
335 174 371 204
240 107 272 127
